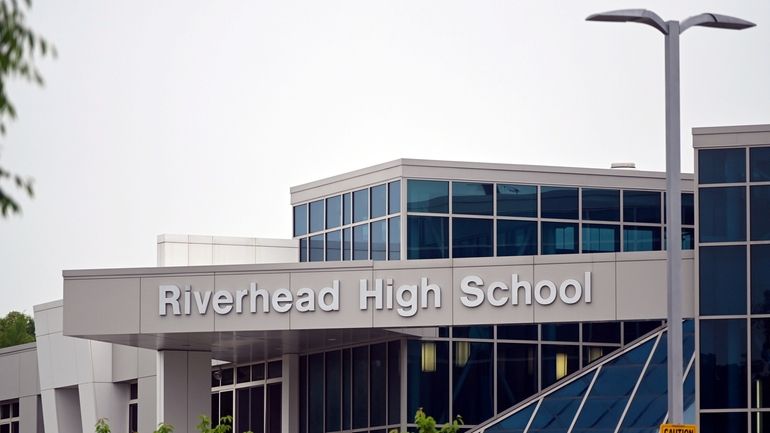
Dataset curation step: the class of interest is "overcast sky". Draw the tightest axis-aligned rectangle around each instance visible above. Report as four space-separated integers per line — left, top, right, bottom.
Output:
0 1 768 315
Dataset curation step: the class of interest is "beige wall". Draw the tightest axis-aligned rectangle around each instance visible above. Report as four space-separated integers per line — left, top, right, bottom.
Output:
157 234 298 267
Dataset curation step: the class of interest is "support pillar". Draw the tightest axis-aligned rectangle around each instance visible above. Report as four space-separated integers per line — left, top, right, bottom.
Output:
282 354 299 433
157 351 212 433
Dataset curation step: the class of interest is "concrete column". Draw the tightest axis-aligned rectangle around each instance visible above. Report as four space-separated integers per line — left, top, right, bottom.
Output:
19 395 44 433
281 354 299 433
79 382 129 432
157 351 211 433
139 375 158 433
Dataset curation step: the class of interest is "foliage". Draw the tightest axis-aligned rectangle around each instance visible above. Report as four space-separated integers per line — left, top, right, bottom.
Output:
389 408 463 433
0 0 55 217
196 415 235 433
0 310 35 348
154 422 174 433
95 418 111 433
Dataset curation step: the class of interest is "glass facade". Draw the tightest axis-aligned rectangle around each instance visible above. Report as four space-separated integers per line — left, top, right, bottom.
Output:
211 361 282 433
697 144 770 430
481 324 696 433
0 400 19 433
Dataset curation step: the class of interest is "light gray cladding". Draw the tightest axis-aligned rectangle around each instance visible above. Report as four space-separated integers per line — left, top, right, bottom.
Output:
63 251 694 346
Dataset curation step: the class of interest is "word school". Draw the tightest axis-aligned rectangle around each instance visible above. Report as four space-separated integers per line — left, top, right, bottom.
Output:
158 273 592 318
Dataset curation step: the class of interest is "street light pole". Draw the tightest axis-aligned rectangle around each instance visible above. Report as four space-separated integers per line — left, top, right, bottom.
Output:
586 9 754 426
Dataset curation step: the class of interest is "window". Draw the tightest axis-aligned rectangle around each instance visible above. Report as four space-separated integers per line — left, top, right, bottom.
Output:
582 224 620 253
353 189 369 223
388 180 401 214
452 342 494 425
371 220 386 260
700 246 746 316
497 220 537 257
700 319 747 409
407 216 449 259
541 345 579 387
342 228 351 260
682 227 694 250
129 383 138 433
541 186 578 220
309 200 324 233
370 343 387 427
541 222 578 255
497 324 538 340
542 323 579 341
371 184 386 219
407 180 449 213
751 146 770 182
582 189 620 221
623 190 661 224
699 148 746 184
299 238 307 262
497 184 537 218
452 182 493 216
751 186 770 240
352 347 369 429
701 412 747 433
325 231 341 261
583 322 621 344
325 351 341 432
326 195 341 229
752 245 770 314
452 218 493 258
388 217 400 260
682 192 695 225
309 235 324 262
407 340 450 424
343 193 352 225
353 224 369 260
699 187 746 242
623 226 661 252
752 319 770 408
294 204 308 237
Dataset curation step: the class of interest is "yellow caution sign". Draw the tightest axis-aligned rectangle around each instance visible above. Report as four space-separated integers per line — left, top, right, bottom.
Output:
659 424 696 433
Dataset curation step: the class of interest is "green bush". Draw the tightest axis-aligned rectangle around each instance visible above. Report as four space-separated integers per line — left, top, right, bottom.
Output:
390 408 463 433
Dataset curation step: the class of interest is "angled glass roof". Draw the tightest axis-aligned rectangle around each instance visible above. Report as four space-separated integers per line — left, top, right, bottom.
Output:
477 321 695 433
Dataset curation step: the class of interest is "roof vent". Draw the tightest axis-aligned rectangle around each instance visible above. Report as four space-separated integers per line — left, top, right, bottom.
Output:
610 162 636 169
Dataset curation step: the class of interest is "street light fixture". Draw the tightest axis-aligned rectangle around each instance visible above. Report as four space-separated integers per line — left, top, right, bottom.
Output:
586 9 755 425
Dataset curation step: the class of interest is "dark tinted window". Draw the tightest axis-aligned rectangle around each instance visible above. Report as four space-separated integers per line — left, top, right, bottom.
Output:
682 192 694 225
751 146 770 182
752 319 770 408
342 228 351 260
751 186 770 240
370 343 386 426
541 345 579 387
452 182 493 215
699 148 746 184
326 230 341 261
701 412 747 433
407 216 449 259
623 190 661 223
343 193 352 225
388 217 400 260
583 322 621 343
542 323 579 341
326 195 341 229
541 222 578 255
387 341 401 425
353 224 368 260
497 324 538 340
452 342 494 424
299 238 307 262
309 200 324 233
353 189 369 223
371 220 386 260
699 187 746 242
700 246 746 316
582 189 620 221
497 184 537 218
371 184 386 219
582 224 620 253
352 347 368 428
453 325 493 339
624 226 661 252
700 319 747 409
752 245 770 314
682 227 694 250
268 360 282 378
309 235 324 262
389 180 401 214
407 180 449 213
623 320 661 344
407 341 449 423
294 205 308 236
452 218 493 258
541 186 578 220
497 220 537 257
